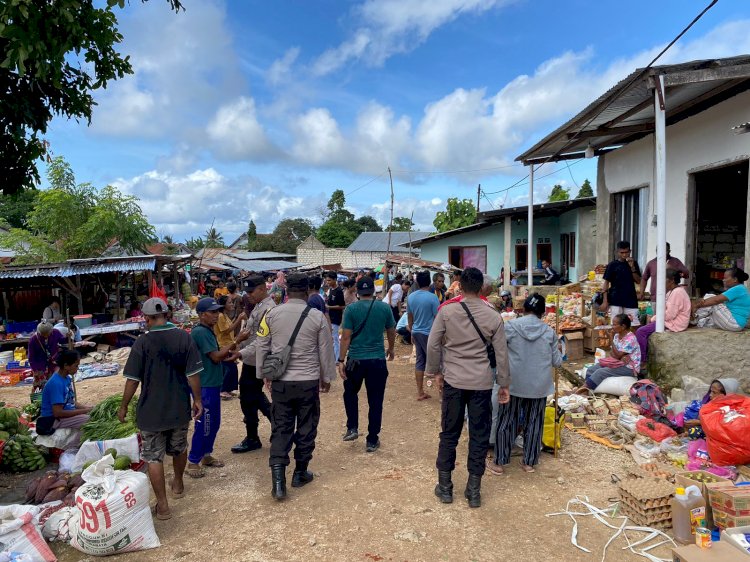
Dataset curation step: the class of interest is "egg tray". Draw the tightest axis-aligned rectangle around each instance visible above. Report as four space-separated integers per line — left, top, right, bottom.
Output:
628 463 676 482
619 504 673 528
618 477 674 502
618 492 672 517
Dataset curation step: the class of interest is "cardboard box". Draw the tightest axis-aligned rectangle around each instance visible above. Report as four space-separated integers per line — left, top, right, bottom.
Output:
713 508 750 529
706 482 750 515
672 542 745 561
721 525 750 558
676 471 732 529
563 329 584 360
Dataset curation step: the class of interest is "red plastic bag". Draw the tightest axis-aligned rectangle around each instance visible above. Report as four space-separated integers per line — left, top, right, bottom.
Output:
636 418 677 442
700 394 750 467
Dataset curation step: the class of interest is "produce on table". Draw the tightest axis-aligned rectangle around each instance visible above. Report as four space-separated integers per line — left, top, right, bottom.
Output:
27 469 84 506
0 406 46 472
80 393 138 442
22 401 41 421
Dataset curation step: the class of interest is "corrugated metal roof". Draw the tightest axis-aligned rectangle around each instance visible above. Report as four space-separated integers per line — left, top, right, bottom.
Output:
347 232 431 252
218 259 302 271
0 258 157 279
517 56 750 164
230 251 297 260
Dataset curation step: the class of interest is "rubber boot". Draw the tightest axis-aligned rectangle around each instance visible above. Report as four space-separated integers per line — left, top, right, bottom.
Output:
464 473 482 508
434 470 453 504
291 461 314 488
271 464 287 500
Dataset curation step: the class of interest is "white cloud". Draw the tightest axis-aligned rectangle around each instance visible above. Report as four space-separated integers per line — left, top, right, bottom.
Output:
267 47 301 85
368 197 446 231
206 97 280 160
313 0 513 75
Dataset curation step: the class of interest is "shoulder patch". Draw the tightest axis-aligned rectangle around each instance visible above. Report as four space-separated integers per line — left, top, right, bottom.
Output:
257 311 270 337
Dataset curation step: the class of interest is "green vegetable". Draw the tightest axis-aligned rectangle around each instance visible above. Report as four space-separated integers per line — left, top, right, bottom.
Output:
104 448 118 459
21 401 41 421
113 456 131 470
80 394 139 442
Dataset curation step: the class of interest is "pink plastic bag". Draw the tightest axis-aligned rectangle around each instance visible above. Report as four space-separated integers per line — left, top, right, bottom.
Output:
687 438 709 461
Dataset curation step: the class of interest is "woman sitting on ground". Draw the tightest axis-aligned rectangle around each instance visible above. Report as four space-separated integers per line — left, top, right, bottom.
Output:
580 314 640 391
489 293 562 475
36 350 92 435
682 378 739 439
693 267 750 332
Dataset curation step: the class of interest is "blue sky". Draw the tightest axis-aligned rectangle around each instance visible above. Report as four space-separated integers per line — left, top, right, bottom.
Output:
46 0 750 243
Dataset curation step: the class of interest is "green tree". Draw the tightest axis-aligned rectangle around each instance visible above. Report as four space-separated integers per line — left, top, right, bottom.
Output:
0 188 38 228
433 198 477 233
246 220 257 250
317 190 361 247
184 236 204 251
576 178 594 198
548 184 570 202
0 0 183 194
0 156 155 264
251 218 315 254
161 234 174 244
355 215 382 232
204 227 225 248
387 216 414 232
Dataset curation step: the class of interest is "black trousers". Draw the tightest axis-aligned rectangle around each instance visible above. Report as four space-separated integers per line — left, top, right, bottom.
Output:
269 380 320 467
436 382 492 476
343 358 388 444
239 364 271 441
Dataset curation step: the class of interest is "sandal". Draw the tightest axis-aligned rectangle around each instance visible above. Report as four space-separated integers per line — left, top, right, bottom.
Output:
201 456 225 468
186 464 206 479
485 458 504 475
519 461 536 473
169 478 185 499
150 504 173 521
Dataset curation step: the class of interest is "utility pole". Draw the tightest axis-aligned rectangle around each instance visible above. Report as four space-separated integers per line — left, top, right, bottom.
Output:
476 184 481 213
387 166 394 257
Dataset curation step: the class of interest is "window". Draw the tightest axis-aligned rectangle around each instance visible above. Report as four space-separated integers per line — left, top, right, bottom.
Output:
515 243 552 270
448 246 487 273
612 189 647 266
569 232 576 267
515 244 528 271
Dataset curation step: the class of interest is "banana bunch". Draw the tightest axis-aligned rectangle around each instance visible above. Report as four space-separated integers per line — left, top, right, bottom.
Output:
2 433 46 472
0 407 22 435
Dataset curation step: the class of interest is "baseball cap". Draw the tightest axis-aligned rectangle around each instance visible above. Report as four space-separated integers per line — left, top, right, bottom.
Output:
196 297 223 313
356 277 375 296
244 275 265 290
142 297 169 316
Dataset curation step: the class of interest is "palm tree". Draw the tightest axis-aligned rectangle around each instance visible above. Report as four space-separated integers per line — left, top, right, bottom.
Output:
204 227 225 248
162 234 174 244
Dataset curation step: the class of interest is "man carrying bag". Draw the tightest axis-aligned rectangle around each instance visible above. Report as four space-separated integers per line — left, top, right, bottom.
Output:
256 274 336 500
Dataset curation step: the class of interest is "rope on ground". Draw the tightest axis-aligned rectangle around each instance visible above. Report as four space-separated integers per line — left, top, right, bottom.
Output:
546 495 677 562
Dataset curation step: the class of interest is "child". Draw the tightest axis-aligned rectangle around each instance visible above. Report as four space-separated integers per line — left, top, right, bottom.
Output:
37 350 92 435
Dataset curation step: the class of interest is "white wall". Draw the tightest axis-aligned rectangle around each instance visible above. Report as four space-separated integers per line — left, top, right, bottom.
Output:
602 89 750 265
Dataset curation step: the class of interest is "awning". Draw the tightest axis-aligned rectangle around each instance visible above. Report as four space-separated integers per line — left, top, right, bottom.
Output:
0 257 157 279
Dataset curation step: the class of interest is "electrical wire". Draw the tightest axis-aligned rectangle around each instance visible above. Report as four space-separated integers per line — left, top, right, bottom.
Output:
564 159 580 189
482 159 584 196
344 170 387 197
392 162 523 175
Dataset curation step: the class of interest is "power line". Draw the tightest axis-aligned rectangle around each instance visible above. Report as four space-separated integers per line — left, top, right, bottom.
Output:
392 162 523 175
345 170 388 197
564 159 580 189
482 160 584 195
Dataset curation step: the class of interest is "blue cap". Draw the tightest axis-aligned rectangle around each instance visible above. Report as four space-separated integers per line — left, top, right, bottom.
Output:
196 297 222 313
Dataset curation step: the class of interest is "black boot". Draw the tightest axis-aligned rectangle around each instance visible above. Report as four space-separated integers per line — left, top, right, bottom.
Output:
291 461 314 488
434 470 453 504
231 437 262 453
271 464 287 500
464 474 482 508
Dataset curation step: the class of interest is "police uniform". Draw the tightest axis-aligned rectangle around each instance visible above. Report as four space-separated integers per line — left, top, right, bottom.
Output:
232 293 276 453
256 288 336 500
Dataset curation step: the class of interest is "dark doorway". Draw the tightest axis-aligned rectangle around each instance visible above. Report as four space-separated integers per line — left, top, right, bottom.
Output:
692 161 748 295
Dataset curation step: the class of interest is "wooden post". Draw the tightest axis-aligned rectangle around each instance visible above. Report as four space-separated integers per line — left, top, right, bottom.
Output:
173 264 180 302
554 285 561 459
115 272 120 320
147 270 153 297
75 275 83 314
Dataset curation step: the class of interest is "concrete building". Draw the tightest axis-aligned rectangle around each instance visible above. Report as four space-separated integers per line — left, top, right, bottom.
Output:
296 232 430 270
413 198 597 283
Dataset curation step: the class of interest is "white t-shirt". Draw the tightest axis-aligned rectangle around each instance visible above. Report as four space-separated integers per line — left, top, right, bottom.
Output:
387 283 403 307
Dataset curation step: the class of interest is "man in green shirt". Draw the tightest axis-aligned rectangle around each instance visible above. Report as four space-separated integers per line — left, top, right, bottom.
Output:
187 297 238 478
337 277 396 452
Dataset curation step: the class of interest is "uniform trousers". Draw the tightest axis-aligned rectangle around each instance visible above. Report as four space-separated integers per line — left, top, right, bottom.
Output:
436 382 491 476
269 379 320 467
239 364 272 441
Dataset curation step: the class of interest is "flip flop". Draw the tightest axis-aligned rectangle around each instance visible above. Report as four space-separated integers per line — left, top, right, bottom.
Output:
485 458 504 475
417 394 431 401
169 478 185 499
150 504 173 521
201 456 225 468
186 464 206 479
519 461 536 473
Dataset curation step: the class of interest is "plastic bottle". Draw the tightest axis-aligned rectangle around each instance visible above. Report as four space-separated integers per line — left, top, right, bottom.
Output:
671 486 707 545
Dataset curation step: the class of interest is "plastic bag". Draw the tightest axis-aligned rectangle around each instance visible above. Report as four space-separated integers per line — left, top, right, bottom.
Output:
594 376 637 396
700 394 750 466
0 505 56 562
633 437 662 459
660 436 688 455
58 449 79 473
618 410 642 433
70 455 160 556
541 405 561 450
72 435 140 472
681 375 709 403
636 418 677 442
683 400 702 422
687 438 709 461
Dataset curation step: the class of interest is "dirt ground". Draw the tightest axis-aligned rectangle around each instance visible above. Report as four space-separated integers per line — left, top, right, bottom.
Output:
0 341 676 562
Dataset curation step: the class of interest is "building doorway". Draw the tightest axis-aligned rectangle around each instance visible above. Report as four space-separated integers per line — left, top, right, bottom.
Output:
691 161 748 295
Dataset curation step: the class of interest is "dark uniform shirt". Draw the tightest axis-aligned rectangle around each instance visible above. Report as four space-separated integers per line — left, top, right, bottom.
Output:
604 259 641 308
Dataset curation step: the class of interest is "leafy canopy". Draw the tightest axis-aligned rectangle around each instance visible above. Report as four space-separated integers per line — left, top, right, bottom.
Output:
0 0 183 194
576 179 594 198
204 227 225 249
248 218 315 254
317 189 367 248
0 188 38 229
0 157 156 264
433 198 477 233
387 216 414 232
548 184 570 202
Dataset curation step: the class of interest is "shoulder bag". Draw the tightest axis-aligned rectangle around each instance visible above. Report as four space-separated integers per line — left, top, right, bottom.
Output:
261 306 312 381
459 302 497 369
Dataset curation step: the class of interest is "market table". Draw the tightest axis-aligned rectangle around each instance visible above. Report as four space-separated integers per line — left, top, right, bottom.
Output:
0 336 30 349
79 321 144 341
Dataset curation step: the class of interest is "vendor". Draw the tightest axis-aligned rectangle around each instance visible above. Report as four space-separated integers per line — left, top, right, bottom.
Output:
36 350 92 435
693 267 750 331
540 260 560 285
128 301 143 319
683 378 740 439
578 314 640 392
42 296 63 324
54 317 96 350
28 321 67 391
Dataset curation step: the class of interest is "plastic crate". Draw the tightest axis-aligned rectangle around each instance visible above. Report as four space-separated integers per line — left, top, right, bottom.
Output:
0 372 21 387
6 321 37 334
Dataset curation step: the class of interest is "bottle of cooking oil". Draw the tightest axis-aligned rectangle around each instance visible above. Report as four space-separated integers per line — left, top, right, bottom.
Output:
671 486 707 545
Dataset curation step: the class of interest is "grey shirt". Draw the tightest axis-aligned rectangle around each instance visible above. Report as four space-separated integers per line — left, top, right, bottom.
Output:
504 314 562 399
256 298 336 383
239 295 276 366
426 298 510 391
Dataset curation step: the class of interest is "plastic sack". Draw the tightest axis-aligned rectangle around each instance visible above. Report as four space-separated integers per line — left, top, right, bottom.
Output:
557 394 589 413
594 376 637 396
660 436 688 455
633 437 661 459
72 435 140 472
618 410 642 433
594 348 607 363
683 400 702 422
0 505 56 562
541 405 561 450
636 418 677 442
70 455 160 556
700 394 750 466
58 449 79 473
39 503 76 543
681 375 709 403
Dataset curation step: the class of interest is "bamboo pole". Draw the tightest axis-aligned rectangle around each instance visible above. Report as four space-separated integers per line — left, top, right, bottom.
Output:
554 286 561 458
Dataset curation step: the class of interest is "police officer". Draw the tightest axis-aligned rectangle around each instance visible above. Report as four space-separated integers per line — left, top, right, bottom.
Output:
231 275 275 453
256 273 336 500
